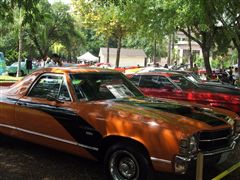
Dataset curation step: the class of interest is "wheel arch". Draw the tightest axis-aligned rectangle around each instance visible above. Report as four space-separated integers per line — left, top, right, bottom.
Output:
99 135 151 163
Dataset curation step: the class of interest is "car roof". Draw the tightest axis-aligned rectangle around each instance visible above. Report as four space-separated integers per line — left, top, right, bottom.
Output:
34 67 118 74
135 71 182 77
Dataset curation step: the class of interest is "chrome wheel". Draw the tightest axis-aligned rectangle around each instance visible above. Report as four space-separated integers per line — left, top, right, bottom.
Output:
109 150 139 180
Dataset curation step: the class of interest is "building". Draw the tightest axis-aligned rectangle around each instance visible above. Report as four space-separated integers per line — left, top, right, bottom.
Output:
99 48 147 67
174 32 203 64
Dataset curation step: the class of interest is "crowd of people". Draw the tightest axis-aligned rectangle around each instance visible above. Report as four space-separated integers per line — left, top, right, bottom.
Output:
218 66 239 85
35 53 63 68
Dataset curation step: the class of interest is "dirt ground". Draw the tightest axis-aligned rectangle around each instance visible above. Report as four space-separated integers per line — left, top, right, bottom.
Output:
0 136 239 180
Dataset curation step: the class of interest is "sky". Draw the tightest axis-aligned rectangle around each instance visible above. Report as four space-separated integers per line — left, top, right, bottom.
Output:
48 0 71 4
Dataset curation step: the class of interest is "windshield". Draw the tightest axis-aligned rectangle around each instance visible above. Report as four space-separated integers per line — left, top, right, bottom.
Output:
170 75 198 90
70 73 143 101
185 74 199 83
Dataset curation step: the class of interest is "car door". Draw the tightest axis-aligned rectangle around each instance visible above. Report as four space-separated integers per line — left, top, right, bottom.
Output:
0 93 16 136
14 73 78 147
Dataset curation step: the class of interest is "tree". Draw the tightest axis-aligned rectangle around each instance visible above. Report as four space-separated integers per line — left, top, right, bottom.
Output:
130 0 221 76
210 0 240 78
25 0 81 60
0 0 40 76
73 0 137 67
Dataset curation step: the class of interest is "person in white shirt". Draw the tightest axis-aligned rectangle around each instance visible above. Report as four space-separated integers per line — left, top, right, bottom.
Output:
45 54 62 68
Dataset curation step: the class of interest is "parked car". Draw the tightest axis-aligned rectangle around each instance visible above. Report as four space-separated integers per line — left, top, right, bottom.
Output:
6 61 38 76
130 72 240 115
174 70 240 91
0 67 240 179
0 52 6 75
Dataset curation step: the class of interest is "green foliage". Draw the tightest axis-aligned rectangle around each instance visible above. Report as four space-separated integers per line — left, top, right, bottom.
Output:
0 0 83 61
195 56 204 68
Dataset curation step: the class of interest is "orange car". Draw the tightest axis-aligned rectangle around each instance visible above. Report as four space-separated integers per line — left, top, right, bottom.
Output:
0 67 240 179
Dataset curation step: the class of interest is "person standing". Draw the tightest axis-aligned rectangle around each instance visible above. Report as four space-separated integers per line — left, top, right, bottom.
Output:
192 64 199 75
228 67 234 84
45 54 62 67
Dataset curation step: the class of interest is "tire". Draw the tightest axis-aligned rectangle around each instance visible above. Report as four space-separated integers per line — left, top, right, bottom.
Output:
103 142 154 180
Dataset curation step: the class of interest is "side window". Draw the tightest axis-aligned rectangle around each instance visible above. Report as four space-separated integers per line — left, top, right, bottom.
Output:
139 75 161 88
28 75 71 101
170 75 194 90
130 75 140 86
158 76 176 89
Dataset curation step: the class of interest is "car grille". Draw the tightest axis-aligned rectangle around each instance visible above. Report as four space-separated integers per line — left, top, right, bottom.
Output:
198 128 233 152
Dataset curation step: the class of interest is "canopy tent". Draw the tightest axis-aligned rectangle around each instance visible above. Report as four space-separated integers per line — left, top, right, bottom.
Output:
77 52 99 62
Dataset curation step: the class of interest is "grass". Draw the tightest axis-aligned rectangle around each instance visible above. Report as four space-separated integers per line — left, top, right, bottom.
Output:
0 75 23 82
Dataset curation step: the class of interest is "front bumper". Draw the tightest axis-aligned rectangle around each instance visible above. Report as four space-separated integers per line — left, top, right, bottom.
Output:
174 134 240 174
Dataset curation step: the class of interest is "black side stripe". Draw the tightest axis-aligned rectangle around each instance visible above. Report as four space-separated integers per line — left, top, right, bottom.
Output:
16 100 103 158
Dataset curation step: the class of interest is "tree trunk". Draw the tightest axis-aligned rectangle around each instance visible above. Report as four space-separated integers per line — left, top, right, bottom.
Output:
167 35 171 65
171 33 175 63
187 28 193 69
201 31 213 78
238 49 240 79
115 36 122 68
232 39 240 81
202 47 212 78
17 8 23 77
107 38 110 63
153 39 157 65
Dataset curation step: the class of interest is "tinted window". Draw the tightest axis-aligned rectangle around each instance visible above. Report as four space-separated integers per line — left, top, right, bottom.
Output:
28 75 71 101
139 75 161 88
70 73 143 101
158 76 176 89
170 75 197 90
130 75 140 86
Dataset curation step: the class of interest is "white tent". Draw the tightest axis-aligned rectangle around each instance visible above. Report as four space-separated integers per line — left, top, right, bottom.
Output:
77 52 99 62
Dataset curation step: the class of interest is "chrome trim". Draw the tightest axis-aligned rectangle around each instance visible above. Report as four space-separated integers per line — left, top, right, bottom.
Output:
63 73 74 101
95 117 106 121
203 141 236 156
150 157 172 164
0 123 99 151
234 133 240 141
175 155 191 162
199 137 229 142
176 140 237 163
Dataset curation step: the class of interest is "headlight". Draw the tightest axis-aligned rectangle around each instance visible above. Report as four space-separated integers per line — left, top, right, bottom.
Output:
225 116 235 126
179 136 198 156
189 136 198 152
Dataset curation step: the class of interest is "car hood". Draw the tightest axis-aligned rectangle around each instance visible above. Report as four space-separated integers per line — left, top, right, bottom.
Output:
85 97 232 134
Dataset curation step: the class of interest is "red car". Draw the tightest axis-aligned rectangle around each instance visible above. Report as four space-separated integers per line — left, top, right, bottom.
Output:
129 72 240 115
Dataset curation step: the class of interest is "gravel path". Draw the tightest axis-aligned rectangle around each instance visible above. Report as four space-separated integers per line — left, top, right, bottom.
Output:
0 136 239 180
